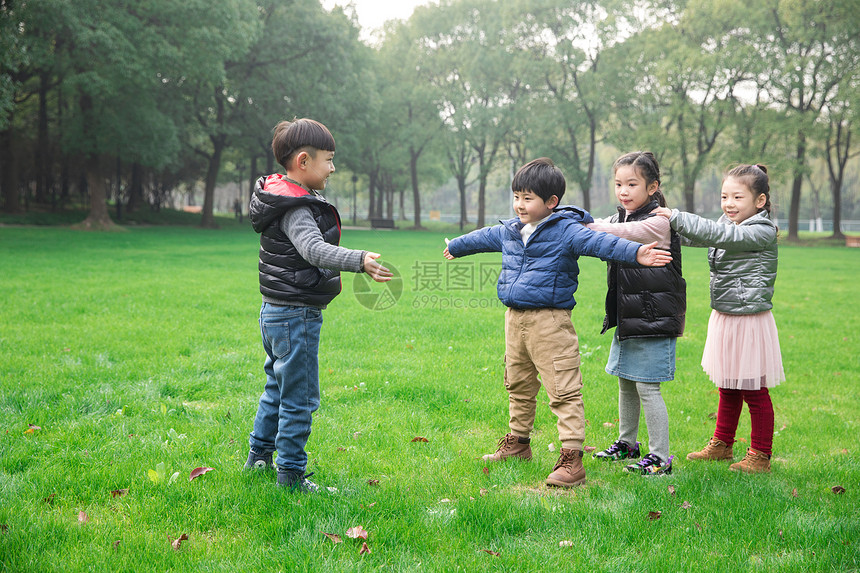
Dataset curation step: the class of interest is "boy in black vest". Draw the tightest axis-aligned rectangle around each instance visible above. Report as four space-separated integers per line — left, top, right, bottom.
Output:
244 118 392 491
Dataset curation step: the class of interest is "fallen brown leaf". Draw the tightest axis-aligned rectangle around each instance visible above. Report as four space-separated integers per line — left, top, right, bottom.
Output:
681 501 692 509
367 479 380 486
667 485 676 496
169 533 189 550
832 486 846 494
359 542 371 555
647 511 661 521
28 424 42 430
791 488 798 497
479 488 488 496
481 549 501 556
112 540 121 550
1 525 8 533
411 437 429 442
695 523 703 532
43 494 55 505
189 467 214 481
78 511 89 524
322 532 342 544
110 488 129 498
482 467 489 475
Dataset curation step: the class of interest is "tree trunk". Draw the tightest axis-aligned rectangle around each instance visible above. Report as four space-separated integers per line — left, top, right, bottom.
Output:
200 138 224 229
126 162 143 213
410 148 422 229
36 73 50 205
830 176 845 240
79 155 118 230
787 133 806 242
0 124 21 214
457 174 467 231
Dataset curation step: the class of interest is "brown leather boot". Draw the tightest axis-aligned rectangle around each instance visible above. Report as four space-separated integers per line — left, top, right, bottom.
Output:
686 438 733 461
482 433 532 462
545 448 586 487
729 448 771 473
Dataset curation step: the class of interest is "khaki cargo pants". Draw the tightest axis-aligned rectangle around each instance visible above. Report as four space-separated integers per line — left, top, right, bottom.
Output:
504 307 585 450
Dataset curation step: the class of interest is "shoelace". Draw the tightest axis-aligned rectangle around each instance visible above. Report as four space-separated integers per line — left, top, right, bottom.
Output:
635 454 660 468
604 441 626 455
289 471 316 491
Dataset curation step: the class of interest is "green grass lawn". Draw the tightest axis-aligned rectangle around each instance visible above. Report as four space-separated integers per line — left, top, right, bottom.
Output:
1 224 858 572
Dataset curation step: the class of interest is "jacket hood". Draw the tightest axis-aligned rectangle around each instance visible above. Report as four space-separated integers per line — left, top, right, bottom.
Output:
501 205 594 233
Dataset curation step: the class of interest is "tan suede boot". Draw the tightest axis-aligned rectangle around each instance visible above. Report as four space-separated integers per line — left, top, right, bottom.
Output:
686 438 733 461
729 448 771 473
482 433 533 462
545 448 586 487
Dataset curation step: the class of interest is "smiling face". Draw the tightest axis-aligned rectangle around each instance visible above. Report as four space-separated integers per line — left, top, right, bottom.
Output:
512 189 557 224
614 164 659 213
721 176 766 224
294 148 335 190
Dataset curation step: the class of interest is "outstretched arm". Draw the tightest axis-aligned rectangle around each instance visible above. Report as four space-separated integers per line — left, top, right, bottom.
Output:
362 252 393 282
636 242 672 267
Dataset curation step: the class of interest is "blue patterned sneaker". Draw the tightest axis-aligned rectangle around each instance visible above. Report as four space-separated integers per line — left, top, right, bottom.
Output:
624 453 673 476
243 449 274 470
593 440 641 461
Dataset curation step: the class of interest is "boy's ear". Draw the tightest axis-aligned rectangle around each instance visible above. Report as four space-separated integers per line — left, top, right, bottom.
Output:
546 195 560 208
294 151 310 170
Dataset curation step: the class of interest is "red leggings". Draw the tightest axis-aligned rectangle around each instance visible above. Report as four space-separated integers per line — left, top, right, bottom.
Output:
713 388 774 456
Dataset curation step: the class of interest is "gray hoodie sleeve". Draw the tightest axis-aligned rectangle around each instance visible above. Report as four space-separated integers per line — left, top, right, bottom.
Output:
281 206 365 273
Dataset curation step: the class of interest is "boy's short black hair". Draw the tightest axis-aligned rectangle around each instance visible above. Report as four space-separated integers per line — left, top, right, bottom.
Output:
272 118 336 170
511 157 565 202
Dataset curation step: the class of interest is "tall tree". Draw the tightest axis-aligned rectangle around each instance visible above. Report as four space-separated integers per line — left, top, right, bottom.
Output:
511 0 624 211
751 0 860 240
414 0 523 228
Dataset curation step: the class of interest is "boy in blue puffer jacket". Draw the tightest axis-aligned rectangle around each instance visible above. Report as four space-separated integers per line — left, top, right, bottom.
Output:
443 158 672 487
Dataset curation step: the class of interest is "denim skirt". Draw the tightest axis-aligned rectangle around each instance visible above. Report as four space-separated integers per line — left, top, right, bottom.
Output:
605 331 676 383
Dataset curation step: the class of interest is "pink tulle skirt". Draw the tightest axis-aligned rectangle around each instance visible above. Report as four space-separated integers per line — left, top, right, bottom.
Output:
701 310 785 390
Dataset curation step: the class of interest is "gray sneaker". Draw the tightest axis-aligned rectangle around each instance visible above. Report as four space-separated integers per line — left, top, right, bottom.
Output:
277 469 319 492
243 449 274 470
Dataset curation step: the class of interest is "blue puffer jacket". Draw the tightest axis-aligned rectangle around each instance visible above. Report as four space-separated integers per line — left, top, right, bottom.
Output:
447 206 642 310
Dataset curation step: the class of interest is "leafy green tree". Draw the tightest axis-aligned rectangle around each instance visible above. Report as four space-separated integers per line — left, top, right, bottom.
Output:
413 0 523 228
750 0 860 240
821 84 859 240
511 0 625 212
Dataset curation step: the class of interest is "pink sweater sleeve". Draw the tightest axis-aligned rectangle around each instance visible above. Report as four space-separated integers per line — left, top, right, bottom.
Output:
587 212 671 249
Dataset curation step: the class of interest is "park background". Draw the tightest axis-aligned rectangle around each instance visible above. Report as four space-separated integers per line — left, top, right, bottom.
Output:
1 0 859 238
1 0 859 571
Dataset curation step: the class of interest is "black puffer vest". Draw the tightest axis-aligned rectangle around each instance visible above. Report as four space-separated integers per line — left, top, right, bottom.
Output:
601 200 686 340
249 175 342 307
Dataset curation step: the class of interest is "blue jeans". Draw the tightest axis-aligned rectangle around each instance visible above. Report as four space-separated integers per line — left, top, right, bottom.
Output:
249 303 322 472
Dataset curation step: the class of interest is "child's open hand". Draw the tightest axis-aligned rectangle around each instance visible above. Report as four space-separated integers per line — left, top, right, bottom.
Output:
636 242 672 267
363 252 393 283
443 238 455 260
654 207 672 218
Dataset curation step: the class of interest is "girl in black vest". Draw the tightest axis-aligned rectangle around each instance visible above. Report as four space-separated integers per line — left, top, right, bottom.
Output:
587 151 686 475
